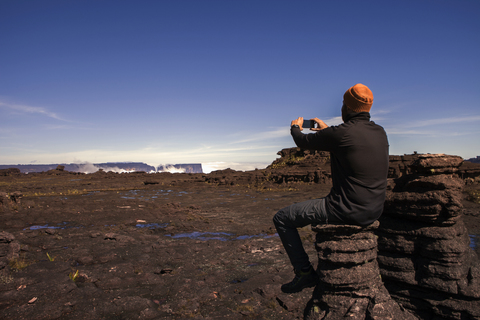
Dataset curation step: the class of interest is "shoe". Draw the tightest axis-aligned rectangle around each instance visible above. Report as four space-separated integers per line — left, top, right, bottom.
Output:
281 266 319 293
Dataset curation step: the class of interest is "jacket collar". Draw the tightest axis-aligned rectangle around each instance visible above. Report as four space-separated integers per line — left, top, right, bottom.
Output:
343 112 371 123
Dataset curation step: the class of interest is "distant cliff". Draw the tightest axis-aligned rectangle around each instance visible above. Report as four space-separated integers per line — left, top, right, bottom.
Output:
466 156 480 164
0 162 203 174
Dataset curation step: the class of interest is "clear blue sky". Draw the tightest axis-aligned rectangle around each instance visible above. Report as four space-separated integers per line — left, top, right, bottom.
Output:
1 0 479 173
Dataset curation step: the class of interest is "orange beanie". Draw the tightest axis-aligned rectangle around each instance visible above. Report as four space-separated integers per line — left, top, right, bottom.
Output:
343 84 374 113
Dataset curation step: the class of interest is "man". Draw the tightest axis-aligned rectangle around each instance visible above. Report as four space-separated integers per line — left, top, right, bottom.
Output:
273 83 389 293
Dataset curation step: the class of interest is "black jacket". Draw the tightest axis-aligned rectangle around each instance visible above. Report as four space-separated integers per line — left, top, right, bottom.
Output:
291 112 389 226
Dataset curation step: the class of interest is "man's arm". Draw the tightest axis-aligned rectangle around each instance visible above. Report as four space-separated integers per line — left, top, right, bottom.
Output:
290 117 335 151
290 117 328 131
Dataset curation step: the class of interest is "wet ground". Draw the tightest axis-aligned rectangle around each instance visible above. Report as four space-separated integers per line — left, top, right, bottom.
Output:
0 172 334 319
1 171 479 319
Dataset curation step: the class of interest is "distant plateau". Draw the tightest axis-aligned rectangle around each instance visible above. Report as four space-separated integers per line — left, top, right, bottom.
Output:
0 163 203 174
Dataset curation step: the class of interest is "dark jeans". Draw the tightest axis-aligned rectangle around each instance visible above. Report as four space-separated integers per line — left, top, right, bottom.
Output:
273 198 342 271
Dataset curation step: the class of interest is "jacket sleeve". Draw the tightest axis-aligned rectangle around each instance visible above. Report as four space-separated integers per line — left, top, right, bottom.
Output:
291 126 341 151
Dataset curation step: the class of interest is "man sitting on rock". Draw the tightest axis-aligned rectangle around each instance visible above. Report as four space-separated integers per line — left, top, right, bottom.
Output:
273 83 389 293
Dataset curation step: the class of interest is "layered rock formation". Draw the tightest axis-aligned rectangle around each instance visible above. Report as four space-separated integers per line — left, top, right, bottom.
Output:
265 148 331 184
378 154 480 319
203 168 266 186
305 222 417 319
264 147 480 184
265 149 480 318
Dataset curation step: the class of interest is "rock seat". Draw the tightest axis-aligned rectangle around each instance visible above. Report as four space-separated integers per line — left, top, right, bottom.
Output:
305 221 417 320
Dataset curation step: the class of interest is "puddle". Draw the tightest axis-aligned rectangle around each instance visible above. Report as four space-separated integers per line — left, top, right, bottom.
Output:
24 221 169 231
166 231 232 241
135 223 168 229
121 190 142 199
166 231 278 241
83 191 101 196
235 234 277 240
24 222 83 230
469 234 478 249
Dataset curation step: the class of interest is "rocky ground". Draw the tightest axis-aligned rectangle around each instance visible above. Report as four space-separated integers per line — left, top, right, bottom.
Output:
0 170 335 319
0 165 479 319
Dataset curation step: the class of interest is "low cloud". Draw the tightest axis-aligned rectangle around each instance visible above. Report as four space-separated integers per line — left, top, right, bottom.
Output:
75 162 137 174
157 165 186 173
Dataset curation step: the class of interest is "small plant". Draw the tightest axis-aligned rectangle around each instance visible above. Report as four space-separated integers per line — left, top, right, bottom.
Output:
9 256 29 271
0 273 14 284
266 299 277 309
236 304 255 313
69 270 79 281
313 305 322 314
466 189 480 204
46 253 56 261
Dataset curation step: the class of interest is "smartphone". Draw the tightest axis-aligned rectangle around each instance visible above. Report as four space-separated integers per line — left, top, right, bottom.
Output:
302 119 315 129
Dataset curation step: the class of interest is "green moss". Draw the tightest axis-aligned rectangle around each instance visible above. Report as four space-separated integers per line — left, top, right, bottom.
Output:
9 257 29 271
269 154 305 169
466 189 480 203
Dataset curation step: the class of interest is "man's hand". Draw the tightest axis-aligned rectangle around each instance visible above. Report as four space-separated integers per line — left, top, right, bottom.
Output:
291 117 304 131
311 117 328 131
